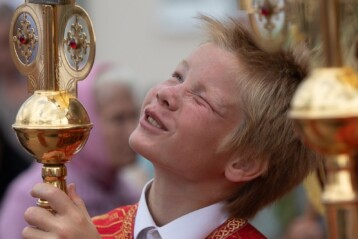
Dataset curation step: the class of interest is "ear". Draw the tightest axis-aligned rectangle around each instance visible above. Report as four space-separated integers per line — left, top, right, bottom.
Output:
224 156 268 183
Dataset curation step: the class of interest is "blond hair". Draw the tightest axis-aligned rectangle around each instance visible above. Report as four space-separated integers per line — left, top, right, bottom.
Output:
200 15 323 219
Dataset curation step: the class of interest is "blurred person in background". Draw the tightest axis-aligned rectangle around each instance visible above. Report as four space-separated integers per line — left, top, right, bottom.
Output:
0 3 31 203
280 173 326 239
250 185 310 238
0 63 146 239
281 206 326 239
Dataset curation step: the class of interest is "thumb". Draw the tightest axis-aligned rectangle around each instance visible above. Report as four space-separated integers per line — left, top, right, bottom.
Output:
67 183 91 219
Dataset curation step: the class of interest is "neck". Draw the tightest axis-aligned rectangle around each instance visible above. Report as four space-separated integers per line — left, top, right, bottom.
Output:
147 169 234 226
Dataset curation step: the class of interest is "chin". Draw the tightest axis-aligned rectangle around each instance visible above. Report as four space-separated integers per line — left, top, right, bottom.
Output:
129 131 144 154
129 134 157 163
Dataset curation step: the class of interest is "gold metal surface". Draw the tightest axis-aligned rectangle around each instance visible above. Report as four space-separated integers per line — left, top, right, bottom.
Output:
13 12 38 64
9 0 95 96
240 0 287 53
290 67 358 154
323 154 358 238
13 91 92 164
9 0 95 211
241 1 358 238
290 67 358 119
290 67 358 239
12 90 93 209
320 0 342 67
39 165 67 210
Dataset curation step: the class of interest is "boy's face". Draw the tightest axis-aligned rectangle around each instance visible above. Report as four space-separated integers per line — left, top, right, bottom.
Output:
129 43 243 180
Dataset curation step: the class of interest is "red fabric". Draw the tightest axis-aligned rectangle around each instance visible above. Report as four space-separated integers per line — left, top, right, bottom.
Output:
92 204 138 238
92 204 267 239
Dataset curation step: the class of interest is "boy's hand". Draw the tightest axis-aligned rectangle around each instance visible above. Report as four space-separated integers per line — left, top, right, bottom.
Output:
23 183 101 239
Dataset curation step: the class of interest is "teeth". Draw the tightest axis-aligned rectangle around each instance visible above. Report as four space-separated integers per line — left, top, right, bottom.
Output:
147 116 162 129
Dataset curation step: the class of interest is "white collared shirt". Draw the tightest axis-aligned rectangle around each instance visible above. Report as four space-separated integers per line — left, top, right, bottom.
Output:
134 181 229 239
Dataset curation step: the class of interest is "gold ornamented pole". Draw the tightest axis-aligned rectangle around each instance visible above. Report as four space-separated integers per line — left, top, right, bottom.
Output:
240 0 287 53
9 0 95 211
240 0 358 238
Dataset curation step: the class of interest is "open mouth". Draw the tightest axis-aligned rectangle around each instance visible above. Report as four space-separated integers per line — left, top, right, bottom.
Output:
145 110 167 131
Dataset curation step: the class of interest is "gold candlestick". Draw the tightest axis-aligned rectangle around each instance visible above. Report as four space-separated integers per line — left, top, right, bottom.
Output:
290 66 358 239
9 0 95 211
240 0 358 238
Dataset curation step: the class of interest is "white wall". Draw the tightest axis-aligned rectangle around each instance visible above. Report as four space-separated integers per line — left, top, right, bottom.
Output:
86 1 198 96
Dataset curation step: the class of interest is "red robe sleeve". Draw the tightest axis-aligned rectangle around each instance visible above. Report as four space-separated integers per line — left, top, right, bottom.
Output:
92 204 137 239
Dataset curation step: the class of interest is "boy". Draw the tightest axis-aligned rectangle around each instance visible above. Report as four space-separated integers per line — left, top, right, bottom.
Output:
22 16 321 239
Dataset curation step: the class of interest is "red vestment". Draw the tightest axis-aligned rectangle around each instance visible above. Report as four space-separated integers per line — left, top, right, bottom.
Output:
92 204 267 239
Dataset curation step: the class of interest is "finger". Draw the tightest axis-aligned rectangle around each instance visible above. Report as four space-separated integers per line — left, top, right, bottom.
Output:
22 226 54 239
24 206 56 232
67 183 91 219
31 183 74 214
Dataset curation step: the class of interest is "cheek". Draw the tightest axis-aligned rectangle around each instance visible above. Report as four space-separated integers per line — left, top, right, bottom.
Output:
128 127 144 152
178 113 231 153
178 108 216 138
141 87 158 107
128 130 150 159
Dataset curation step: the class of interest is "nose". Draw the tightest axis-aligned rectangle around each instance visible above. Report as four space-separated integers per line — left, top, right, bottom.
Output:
156 85 179 111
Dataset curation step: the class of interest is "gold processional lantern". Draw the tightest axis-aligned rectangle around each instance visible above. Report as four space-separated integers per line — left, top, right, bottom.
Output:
240 0 358 238
9 0 95 211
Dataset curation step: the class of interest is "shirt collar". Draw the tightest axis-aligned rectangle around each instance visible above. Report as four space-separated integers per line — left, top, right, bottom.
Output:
134 180 229 239
134 180 157 238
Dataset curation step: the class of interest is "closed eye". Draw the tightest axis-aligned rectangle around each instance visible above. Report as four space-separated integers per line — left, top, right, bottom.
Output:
189 91 209 107
190 91 224 118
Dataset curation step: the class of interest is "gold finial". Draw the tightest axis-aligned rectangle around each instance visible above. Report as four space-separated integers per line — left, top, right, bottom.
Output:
9 0 95 212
